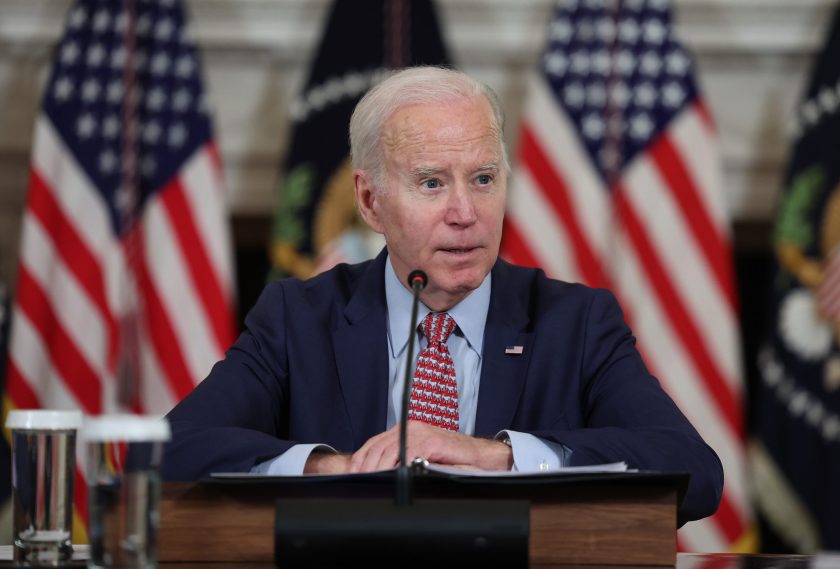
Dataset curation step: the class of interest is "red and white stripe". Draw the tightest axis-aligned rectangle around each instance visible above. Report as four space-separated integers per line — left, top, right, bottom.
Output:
7 114 235 530
502 75 750 552
817 244 840 320
10 115 234 415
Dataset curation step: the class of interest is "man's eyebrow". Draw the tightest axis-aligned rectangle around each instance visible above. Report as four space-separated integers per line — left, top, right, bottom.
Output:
411 166 442 178
410 163 500 177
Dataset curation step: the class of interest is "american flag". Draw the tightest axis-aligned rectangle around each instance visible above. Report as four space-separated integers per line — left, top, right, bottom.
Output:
5 0 235 535
501 0 750 551
817 246 840 322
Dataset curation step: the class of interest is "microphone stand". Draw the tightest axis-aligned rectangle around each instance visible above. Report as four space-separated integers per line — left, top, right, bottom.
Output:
396 269 428 507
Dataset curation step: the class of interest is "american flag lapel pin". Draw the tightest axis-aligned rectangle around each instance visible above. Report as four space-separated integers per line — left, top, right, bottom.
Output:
505 345 524 355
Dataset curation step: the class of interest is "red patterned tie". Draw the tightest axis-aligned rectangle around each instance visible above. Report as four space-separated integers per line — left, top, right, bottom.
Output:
408 312 459 432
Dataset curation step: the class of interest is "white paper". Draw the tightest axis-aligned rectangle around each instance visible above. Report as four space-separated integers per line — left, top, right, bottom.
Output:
812 552 840 569
210 461 630 480
423 461 629 477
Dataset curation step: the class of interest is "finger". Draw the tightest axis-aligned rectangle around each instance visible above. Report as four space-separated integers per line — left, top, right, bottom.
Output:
372 444 400 471
349 432 384 473
357 442 385 472
404 442 432 467
348 449 365 474
430 462 472 470
357 433 396 472
370 423 411 470
349 424 404 473
348 445 368 473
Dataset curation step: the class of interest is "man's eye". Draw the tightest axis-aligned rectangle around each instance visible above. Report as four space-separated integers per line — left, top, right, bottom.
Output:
476 174 493 185
422 179 440 189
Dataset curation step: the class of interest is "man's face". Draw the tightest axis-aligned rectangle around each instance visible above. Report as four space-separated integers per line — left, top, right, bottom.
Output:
354 97 507 311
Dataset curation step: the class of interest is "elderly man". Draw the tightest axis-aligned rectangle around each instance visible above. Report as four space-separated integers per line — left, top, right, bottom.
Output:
163 66 723 524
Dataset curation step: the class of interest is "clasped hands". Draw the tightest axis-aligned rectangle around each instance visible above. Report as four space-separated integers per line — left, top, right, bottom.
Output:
304 420 513 475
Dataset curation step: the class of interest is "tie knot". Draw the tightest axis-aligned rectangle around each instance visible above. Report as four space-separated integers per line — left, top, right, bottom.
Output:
420 312 456 346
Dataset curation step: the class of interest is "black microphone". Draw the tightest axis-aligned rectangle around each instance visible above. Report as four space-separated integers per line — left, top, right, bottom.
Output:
407 269 428 292
396 269 428 506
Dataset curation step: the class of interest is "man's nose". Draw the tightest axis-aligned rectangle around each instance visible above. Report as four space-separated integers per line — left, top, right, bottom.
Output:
444 183 478 226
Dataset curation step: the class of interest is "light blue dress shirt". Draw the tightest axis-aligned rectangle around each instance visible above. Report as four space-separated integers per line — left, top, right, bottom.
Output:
252 257 571 474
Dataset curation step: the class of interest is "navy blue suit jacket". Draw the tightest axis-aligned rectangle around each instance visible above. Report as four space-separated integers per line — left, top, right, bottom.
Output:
163 250 723 524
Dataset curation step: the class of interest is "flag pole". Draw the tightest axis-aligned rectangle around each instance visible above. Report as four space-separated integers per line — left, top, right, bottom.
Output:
117 0 142 413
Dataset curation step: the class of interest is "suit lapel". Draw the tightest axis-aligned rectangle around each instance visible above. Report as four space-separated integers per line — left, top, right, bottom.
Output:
474 261 533 437
332 251 390 448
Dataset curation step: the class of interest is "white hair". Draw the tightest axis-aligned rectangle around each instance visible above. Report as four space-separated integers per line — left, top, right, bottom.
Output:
349 66 508 191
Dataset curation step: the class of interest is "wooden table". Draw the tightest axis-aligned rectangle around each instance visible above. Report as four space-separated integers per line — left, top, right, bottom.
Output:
159 473 685 567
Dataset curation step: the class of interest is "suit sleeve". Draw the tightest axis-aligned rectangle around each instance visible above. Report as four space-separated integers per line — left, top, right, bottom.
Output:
162 282 294 481
530 289 724 525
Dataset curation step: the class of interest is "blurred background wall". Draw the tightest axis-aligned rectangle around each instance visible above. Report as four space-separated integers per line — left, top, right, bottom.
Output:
0 0 833 296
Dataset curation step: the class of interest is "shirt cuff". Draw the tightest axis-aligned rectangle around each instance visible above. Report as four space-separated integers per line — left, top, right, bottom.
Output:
495 430 572 472
249 444 337 475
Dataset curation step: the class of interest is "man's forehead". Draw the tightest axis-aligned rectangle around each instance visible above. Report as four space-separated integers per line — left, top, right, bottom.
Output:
381 100 501 156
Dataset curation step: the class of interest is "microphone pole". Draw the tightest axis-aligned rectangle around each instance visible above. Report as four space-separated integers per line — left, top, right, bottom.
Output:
396 269 427 507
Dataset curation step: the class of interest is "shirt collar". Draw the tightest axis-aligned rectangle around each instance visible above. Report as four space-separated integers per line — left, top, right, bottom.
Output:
385 254 491 359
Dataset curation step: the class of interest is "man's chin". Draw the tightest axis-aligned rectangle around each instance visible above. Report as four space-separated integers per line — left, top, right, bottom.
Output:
428 271 487 298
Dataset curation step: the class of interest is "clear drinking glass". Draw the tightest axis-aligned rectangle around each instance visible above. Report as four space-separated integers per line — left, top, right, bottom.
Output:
6 409 83 565
82 415 170 569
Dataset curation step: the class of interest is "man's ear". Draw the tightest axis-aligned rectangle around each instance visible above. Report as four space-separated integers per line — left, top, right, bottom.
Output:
353 169 385 234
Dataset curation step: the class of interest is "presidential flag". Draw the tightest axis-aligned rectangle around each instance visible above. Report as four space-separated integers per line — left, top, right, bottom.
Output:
501 0 750 551
753 5 840 552
4 0 235 535
270 0 450 279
